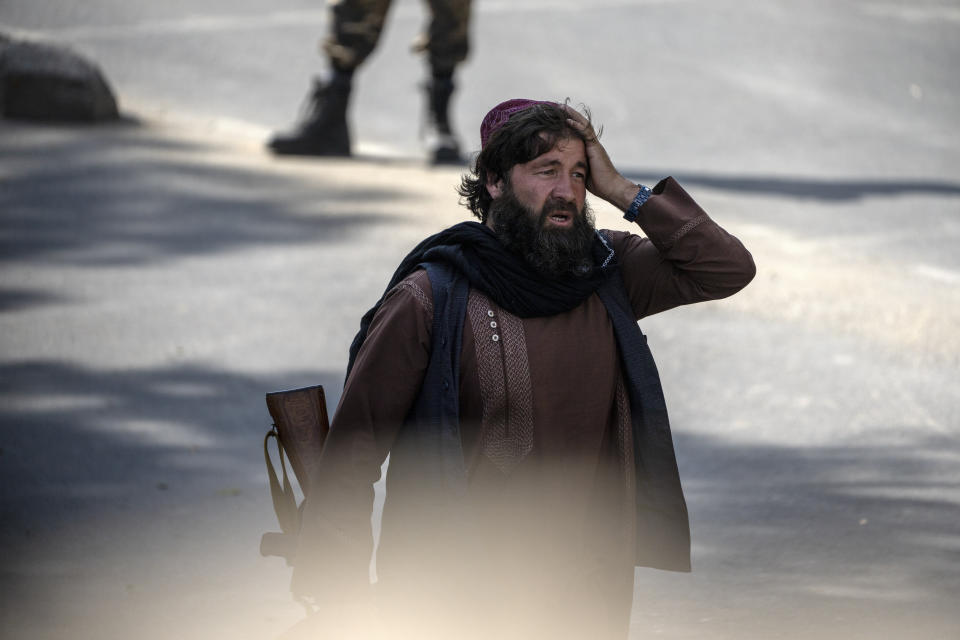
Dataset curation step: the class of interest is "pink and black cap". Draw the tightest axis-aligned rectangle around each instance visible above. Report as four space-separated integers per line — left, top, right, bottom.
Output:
479 98 558 148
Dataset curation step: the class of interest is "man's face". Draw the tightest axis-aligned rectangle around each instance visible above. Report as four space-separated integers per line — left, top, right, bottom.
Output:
485 137 597 278
486 136 588 229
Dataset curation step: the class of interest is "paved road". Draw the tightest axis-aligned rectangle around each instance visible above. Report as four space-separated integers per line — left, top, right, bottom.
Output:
1 1 958 639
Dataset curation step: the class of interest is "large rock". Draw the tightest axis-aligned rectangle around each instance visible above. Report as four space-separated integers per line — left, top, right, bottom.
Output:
0 32 119 122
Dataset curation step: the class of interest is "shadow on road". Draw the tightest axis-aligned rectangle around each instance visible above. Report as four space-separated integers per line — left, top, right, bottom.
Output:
0 121 409 269
0 360 344 536
621 168 960 202
676 429 960 581
627 429 960 637
0 358 343 640
0 287 66 312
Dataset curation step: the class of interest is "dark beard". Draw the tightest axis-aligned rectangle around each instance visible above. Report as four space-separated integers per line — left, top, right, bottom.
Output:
489 187 597 279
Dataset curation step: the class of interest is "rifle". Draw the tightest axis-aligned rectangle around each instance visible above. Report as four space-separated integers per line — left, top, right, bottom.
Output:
260 385 329 565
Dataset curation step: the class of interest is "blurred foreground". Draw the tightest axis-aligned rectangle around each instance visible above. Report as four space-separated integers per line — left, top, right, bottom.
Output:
1 0 959 637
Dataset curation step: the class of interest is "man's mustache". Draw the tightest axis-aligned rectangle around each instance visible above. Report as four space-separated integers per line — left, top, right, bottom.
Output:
541 199 579 219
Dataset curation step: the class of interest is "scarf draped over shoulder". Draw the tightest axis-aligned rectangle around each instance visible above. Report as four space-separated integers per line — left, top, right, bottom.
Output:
348 221 617 376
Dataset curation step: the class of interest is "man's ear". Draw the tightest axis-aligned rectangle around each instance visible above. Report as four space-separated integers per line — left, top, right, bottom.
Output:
486 177 504 200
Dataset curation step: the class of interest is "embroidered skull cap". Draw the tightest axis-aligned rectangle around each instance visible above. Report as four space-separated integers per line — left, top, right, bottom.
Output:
480 98 558 148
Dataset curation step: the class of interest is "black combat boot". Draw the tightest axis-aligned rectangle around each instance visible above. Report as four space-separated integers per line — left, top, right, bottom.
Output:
423 71 462 165
268 72 352 156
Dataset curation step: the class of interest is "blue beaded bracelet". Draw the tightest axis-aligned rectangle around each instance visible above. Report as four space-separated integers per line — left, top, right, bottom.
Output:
623 184 652 222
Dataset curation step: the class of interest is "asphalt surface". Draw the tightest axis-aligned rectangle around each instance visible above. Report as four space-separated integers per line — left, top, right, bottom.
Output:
1 1 959 639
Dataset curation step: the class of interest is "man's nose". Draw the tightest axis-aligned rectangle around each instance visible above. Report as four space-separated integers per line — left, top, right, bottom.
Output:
551 174 576 202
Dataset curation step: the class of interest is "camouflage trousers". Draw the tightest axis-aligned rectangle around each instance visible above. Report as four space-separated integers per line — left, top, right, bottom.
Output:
323 0 471 73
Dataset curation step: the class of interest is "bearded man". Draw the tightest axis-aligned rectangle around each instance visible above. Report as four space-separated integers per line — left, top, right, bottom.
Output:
290 99 756 639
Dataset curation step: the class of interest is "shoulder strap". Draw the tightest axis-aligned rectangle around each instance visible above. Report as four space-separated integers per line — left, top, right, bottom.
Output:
263 427 299 534
405 261 470 489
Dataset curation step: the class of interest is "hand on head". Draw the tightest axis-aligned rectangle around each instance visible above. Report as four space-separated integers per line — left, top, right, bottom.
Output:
562 104 638 211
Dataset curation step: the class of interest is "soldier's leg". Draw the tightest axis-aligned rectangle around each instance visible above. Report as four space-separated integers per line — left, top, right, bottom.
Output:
323 0 394 72
417 0 472 164
418 0 471 74
268 0 393 156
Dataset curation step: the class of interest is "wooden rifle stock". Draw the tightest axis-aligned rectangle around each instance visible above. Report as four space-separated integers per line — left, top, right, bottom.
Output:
261 385 329 565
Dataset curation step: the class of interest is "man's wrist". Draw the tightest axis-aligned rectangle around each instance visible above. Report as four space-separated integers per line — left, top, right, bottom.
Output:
623 184 652 222
602 177 642 211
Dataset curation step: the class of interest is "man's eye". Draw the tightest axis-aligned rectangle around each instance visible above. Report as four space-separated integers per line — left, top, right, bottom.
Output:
572 172 586 180
538 169 556 176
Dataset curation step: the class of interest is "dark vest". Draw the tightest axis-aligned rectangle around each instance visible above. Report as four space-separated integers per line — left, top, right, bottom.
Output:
379 259 691 575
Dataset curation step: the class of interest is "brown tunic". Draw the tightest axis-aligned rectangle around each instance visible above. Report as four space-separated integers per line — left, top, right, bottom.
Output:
294 178 755 638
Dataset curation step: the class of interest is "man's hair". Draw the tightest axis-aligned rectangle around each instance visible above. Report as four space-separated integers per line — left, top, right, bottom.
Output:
458 102 594 222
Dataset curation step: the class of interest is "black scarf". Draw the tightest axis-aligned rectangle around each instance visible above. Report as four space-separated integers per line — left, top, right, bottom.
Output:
347 221 616 376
